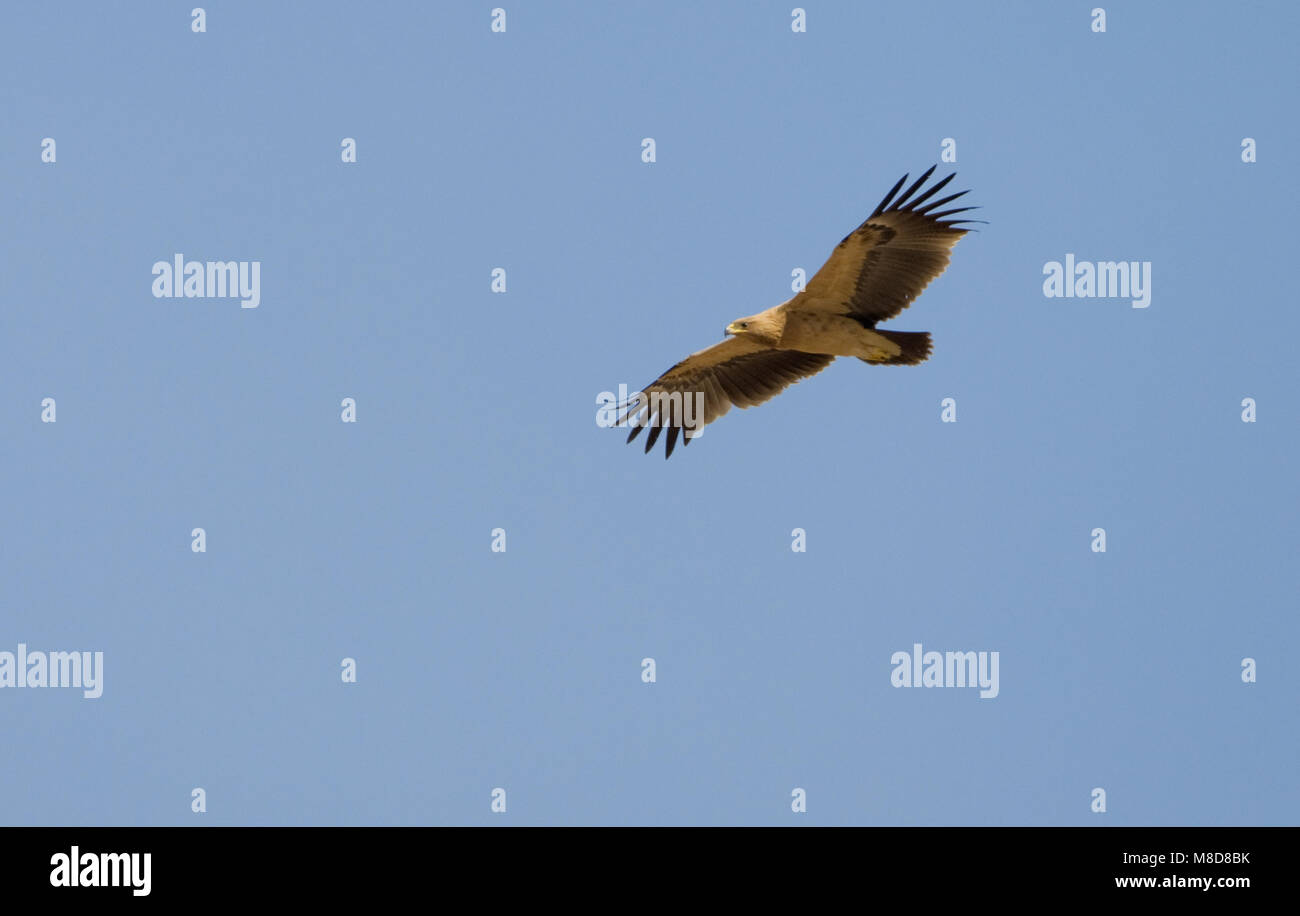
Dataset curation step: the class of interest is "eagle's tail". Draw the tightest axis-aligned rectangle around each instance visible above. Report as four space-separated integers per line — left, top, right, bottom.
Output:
860 330 932 366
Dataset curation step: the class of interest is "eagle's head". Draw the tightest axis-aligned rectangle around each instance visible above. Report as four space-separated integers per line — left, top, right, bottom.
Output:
725 310 783 345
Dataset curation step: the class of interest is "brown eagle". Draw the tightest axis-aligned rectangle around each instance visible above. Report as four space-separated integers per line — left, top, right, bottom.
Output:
617 165 979 457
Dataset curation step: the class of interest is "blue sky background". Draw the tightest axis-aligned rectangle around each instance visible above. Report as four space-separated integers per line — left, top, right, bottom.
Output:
2 1 1296 825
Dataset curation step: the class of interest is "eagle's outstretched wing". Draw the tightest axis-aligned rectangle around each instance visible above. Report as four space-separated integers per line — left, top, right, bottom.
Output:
796 165 978 325
619 336 833 458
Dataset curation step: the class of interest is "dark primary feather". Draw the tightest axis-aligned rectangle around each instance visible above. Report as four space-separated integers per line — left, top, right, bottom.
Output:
800 166 980 326
621 345 833 458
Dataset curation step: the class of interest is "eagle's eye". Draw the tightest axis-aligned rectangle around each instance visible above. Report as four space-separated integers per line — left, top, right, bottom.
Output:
740 322 749 329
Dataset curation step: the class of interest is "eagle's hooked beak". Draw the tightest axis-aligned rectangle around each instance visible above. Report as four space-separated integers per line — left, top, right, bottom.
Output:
724 323 739 336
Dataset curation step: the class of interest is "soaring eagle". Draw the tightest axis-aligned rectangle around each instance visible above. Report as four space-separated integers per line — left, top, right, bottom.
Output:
618 165 979 458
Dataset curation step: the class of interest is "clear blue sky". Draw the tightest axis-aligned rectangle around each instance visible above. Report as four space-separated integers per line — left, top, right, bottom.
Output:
2 1 1296 826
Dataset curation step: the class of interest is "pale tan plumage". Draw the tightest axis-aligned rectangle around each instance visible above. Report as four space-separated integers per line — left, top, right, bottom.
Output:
618 166 979 457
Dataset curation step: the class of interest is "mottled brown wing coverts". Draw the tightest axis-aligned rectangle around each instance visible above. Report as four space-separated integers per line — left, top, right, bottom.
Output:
621 167 978 458
619 337 833 458
799 165 977 325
